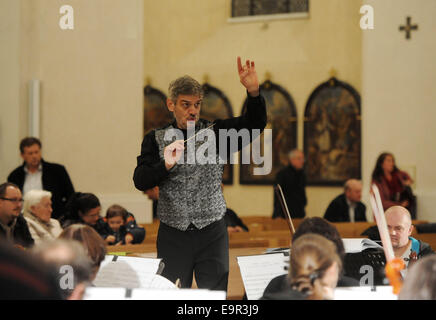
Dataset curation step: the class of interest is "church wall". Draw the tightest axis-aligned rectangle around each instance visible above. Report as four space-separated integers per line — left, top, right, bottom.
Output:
362 0 436 221
0 0 22 183
1 0 366 222
1 0 152 222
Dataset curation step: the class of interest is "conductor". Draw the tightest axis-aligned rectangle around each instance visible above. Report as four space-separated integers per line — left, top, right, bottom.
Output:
133 57 267 291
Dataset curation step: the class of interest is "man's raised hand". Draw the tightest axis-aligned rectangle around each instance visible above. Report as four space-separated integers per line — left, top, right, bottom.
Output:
237 56 259 97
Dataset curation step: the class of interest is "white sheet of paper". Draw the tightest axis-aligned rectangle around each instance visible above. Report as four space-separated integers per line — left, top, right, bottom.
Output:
342 238 366 253
83 287 127 300
130 288 226 300
93 255 162 288
237 253 288 300
342 238 383 253
83 287 226 300
334 286 397 300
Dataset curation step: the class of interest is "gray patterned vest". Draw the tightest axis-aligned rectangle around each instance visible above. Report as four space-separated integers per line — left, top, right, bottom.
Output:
154 119 226 231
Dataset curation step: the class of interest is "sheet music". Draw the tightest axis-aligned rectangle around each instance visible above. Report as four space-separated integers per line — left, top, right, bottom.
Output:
130 288 226 300
343 238 383 253
334 286 397 300
83 287 226 300
237 253 288 300
83 287 127 300
93 255 163 288
148 274 177 289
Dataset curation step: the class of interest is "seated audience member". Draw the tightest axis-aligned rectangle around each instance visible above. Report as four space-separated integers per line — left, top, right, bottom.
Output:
225 207 249 233
59 224 106 280
324 179 366 222
32 239 93 300
371 152 416 218
60 192 144 244
7 137 75 220
263 217 357 299
0 241 62 299
0 182 34 248
144 186 159 219
261 233 341 300
60 192 108 234
398 255 436 300
23 189 63 245
103 204 146 245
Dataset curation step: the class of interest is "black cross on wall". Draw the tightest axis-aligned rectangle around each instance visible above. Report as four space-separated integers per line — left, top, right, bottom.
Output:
399 16 418 40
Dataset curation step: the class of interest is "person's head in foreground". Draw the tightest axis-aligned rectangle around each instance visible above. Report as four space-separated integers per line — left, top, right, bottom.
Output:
59 224 106 280
289 233 341 300
292 217 346 262
399 254 436 300
32 239 93 300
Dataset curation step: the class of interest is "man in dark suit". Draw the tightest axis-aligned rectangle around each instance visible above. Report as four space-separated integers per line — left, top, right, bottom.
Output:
324 179 366 222
273 149 307 219
7 137 75 220
0 182 34 248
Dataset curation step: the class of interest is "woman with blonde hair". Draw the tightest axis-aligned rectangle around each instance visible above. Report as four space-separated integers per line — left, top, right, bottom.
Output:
289 233 342 300
262 233 341 300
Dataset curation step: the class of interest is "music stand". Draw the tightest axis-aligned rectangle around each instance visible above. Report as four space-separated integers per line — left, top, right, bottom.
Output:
274 184 296 236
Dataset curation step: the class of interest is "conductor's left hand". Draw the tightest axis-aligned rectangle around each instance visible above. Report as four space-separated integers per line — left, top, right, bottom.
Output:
237 56 259 97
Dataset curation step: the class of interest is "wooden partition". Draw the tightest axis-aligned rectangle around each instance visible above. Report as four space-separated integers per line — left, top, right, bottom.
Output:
137 217 431 249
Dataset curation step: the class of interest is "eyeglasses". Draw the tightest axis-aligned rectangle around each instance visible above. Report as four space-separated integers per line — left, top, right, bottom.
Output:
0 197 24 204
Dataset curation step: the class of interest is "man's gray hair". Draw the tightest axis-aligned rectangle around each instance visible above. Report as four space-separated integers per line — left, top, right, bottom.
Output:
344 179 361 192
168 75 203 103
23 189 52 216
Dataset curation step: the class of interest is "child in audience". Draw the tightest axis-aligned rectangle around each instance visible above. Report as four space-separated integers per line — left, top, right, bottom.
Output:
103 204 146 245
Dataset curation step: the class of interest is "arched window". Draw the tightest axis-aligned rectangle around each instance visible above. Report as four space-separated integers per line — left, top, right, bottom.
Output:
240 80 297 184
231 0 309 18
304 77 361 185
143 85 173 136
201 83 234 184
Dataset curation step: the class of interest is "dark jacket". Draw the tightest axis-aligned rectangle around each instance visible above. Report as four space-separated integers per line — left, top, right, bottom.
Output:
224 208 249 231
273 165 307 219
63 213 145 244
261 272 358 300
324 193 367 222
7 159 75 220
0 215 34 248
102 213 146 244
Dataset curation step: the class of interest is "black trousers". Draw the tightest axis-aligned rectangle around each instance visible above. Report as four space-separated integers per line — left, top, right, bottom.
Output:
157 218 229 292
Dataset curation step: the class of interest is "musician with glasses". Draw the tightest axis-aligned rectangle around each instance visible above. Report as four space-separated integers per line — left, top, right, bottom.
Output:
0 182 34 248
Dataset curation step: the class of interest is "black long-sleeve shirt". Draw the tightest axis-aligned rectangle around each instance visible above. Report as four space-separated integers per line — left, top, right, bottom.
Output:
133 92 267 191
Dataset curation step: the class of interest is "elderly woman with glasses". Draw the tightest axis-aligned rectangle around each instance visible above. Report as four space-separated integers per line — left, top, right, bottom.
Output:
23 189 63 245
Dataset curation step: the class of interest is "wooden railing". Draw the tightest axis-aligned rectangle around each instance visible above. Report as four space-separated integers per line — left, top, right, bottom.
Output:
136 217 433 249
